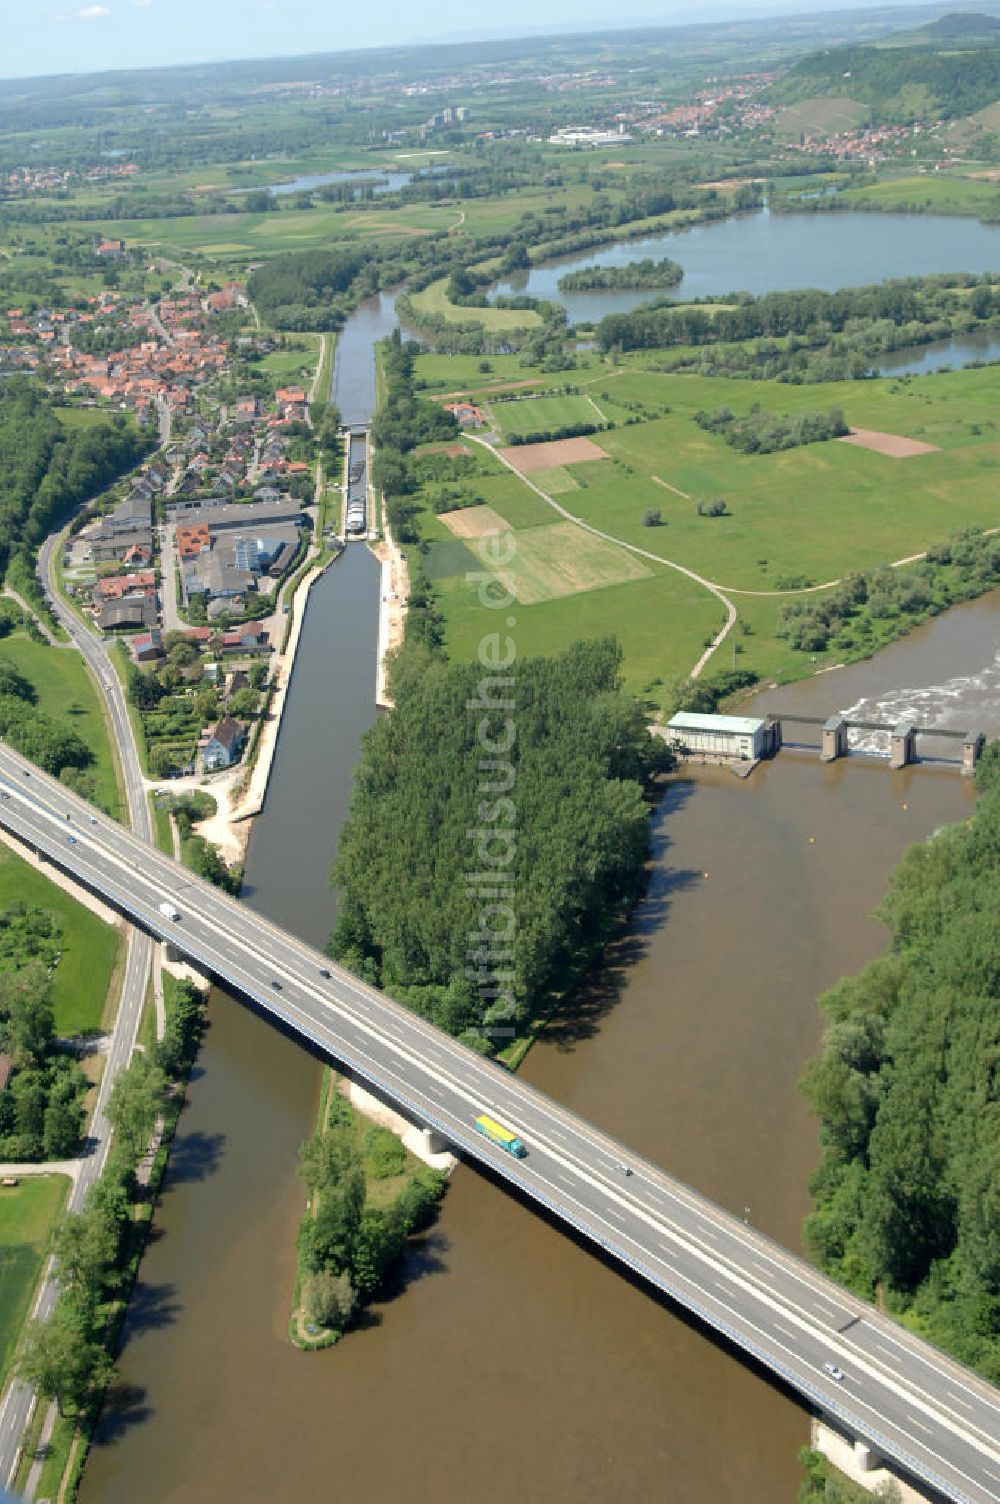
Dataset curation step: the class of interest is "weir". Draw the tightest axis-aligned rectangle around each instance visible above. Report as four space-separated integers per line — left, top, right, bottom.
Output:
781 711 985 774
659 710 985 774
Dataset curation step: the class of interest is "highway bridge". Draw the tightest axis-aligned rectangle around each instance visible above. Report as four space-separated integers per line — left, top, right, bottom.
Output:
1 744 998 1504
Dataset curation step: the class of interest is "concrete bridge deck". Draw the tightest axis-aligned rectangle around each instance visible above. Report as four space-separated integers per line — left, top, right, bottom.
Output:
0 746 998 1504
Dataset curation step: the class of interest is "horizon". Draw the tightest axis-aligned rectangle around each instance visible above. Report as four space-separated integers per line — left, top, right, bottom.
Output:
1 0 990 83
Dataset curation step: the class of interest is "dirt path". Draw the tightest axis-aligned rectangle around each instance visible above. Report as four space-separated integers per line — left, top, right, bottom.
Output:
651 476 690 500
473 437 737 680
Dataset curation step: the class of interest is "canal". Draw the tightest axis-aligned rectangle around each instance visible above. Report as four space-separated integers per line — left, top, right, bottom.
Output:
80 234 998 1504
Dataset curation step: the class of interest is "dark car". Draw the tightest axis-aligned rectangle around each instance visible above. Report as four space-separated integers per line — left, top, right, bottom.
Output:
319 967 331 979
270 980 282 991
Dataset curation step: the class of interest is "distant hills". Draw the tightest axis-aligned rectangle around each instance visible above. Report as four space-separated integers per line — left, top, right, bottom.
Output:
770 14 1000 125
880 10 1000 46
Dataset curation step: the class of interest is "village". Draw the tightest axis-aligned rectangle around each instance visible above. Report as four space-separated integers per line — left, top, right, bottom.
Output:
2 242 334 791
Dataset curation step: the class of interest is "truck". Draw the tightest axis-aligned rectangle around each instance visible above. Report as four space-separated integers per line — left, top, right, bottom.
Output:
475 1114 527 1158
158 900 180 922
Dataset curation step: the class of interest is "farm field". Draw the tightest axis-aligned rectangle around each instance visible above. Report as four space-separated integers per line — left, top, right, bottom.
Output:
490 392 606 438
408 361 1000 693
0 1178 70 1395
833 172 1000 218
84 202 455 263
0 838 121 1036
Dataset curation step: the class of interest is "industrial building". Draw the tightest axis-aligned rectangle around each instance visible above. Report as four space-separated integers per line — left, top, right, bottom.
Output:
665 712 773 762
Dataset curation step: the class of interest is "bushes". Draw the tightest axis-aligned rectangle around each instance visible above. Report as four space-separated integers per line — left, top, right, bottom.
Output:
694 404 848 454
777 530 1000 658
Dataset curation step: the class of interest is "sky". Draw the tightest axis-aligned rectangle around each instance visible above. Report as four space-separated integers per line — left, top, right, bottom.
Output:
1 0 938 80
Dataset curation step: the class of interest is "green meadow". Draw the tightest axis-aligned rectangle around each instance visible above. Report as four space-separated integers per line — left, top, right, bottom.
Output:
0 1177 71 1393
412 356 1000 692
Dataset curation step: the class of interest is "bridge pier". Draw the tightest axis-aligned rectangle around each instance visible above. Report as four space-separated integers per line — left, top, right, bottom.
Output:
821 715 848 763
889 721 916 770
854 1439 882 1473
963 731 985 777
162 938 184 965
417 1126 451 1157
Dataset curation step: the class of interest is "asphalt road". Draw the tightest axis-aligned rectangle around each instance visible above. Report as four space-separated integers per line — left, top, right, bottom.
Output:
0 748 997 1504
0 546 154 1492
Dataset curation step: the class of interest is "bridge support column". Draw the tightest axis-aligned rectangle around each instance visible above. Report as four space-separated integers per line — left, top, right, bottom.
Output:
162 938 183 965
889 721 916 770
853 1439 881 1473
963 731 985 777
821 715 847 763
417 1126 450 1157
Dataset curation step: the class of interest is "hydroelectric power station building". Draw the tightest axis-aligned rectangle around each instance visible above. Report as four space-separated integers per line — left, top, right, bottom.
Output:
665 712 773 762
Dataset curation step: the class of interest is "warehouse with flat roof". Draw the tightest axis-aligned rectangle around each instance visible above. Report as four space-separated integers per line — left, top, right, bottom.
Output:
665 712 773 762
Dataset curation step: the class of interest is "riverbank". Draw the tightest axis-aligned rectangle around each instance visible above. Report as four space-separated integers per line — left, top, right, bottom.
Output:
371 500 409 710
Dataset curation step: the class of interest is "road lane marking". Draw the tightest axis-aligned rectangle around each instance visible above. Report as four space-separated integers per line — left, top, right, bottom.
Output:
909 1416 934 1437
948 1391 974 1412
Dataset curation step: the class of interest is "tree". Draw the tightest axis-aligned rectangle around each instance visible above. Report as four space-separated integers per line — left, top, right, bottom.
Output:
106 1052 164 1161
0 959 54 1061
351 1207 403 1298
303 1269 357 1329
227 687 258 719
643 508 662 527
43 1072 83 1158
17 1306 113 1416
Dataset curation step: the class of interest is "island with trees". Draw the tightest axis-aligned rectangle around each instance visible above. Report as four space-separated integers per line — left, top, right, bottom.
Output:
558 256 683 292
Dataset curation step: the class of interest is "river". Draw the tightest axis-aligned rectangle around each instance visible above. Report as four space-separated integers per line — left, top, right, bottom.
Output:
78 231 996 1504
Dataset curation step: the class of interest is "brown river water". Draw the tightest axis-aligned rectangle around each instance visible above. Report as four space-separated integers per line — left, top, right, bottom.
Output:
77 580 1000 1504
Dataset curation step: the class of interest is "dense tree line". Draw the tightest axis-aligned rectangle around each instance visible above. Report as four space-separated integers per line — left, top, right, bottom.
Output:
596 274 1000 355
370 332 459 543
505 419 605 446
801 746 1000 1379
694 404 848 453
331 639 669 1050
777 527 1000 656
0 379 151 584
0 948 86 1162
248 247 378 331
16 977 206 1418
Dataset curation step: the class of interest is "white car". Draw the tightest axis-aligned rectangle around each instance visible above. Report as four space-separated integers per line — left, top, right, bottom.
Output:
823 1362 846 1382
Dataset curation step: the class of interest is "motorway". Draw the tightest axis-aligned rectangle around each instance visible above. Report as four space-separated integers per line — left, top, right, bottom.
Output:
0 542 155 1492
0 749 997 1504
